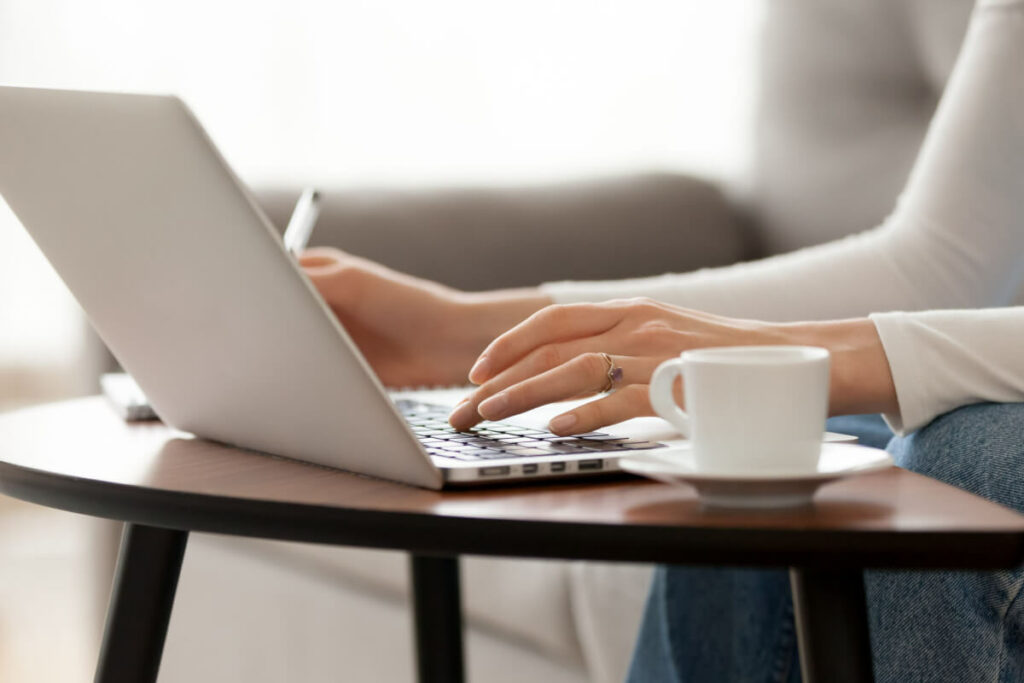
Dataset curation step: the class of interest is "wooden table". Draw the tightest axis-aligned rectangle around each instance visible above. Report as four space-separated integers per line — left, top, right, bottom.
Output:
2 398 1024 683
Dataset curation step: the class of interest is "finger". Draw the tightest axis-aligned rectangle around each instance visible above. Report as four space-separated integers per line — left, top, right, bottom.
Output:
547 384 657 435
469 303 626 384
478 353 661 423
298 250 367 308
449 338 611 430
298 246 347 270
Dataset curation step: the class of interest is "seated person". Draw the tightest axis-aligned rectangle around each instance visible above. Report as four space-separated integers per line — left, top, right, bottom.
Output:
300 0 1024 679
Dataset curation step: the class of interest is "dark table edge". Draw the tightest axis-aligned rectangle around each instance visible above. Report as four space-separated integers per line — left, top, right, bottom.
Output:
3 459 1024 570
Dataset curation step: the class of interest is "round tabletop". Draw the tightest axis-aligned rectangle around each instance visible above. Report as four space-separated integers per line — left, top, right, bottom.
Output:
2 397 1023 569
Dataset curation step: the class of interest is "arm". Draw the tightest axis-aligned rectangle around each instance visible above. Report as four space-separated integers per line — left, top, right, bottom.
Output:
542 0 1024 321
452 1 1024 433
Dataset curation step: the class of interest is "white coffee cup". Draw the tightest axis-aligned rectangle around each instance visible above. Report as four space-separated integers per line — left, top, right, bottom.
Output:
649 346 830 474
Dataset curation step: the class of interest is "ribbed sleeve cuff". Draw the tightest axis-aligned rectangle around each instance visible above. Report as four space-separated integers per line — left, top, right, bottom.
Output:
869 312 928 435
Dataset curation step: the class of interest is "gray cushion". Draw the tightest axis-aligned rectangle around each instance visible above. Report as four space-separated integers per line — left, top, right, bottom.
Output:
254 173 747 291
213 538 585 667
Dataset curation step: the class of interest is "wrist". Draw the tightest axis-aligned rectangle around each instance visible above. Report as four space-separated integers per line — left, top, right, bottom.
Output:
453 288 552 358
784 318 898 417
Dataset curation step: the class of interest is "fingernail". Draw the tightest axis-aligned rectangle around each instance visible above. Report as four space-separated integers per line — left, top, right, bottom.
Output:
477 393 509 420
448 401 476 429
468 356 490 384
549 414 578 434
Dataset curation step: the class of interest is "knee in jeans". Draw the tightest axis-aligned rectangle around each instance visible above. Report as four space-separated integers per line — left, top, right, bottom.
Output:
888 402 1024 512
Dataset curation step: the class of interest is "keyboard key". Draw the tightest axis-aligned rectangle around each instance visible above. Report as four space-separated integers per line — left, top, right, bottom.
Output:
465 449 508 458
503 447 551 456
549 437 607 447
448 452 486 461
576 441 632 452
616 441 662 450
572 434 628 441
464 437 502 447
537 443 589 454
503 427 545 435
441 444 483 453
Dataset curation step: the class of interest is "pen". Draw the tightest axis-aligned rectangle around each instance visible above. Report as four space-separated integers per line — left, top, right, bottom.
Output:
282 187 321 255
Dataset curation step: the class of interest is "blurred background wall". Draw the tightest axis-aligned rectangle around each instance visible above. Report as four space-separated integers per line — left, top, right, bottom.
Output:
0 0 763 409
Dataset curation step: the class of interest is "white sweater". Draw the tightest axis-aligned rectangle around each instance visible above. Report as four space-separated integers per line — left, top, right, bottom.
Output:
542 0 1024 434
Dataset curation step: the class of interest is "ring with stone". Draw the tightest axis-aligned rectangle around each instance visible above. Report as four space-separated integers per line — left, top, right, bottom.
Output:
599 353 623 393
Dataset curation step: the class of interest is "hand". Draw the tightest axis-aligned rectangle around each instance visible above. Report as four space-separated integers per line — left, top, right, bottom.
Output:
299 247 549 387
448 298 898 433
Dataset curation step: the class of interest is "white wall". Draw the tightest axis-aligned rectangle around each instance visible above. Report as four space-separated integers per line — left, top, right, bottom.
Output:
0 0 763 375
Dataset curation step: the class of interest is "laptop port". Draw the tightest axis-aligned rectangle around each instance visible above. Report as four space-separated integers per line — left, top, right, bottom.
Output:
550 462 567 473
578 459 603 471
480 466 511 477
522 464 539 474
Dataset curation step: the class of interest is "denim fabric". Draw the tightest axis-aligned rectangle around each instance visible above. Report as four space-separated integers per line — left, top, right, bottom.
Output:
626 404 1024 683
825 413 894 450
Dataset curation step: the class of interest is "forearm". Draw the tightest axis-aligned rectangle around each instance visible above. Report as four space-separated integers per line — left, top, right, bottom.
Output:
790 307 1024 435
542 0 1024 321
456 288 552 356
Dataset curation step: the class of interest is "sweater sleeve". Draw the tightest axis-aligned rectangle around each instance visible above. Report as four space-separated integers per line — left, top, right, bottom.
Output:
541 0 1024 320
541 0 1024 433
871 308 1024 433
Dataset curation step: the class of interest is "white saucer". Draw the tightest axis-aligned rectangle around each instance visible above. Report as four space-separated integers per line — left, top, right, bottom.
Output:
620 443 893 509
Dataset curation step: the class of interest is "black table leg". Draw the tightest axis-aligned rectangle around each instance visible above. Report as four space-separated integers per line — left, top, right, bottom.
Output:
409 554 465 683
790 567 875 683
94 524 188 683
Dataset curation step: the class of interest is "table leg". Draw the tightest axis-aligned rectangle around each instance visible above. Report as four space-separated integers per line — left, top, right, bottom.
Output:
409 554 464 683
94 524 188 683
789 567 875 683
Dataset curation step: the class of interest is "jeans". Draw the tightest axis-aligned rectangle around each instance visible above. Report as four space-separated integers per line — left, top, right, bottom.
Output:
626 405 1024 683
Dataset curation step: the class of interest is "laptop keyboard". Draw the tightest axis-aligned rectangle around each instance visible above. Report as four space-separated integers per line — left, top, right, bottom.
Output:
395 399 663 462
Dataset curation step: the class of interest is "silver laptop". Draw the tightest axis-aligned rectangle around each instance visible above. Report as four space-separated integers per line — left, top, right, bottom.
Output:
0 86 683 488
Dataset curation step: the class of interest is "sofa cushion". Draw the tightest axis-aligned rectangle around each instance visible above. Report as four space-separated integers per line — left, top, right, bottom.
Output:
254 173 748 292
165 534 588 683
211 535 585 668
568 562 653 683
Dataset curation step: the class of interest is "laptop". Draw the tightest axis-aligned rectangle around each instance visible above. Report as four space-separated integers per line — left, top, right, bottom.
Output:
0 86 852 489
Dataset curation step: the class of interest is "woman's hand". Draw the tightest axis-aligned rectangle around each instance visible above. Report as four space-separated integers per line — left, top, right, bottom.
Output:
299 247 550 387
448 298 899 434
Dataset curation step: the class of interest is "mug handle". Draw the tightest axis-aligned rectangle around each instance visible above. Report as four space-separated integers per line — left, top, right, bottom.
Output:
649 358 691 438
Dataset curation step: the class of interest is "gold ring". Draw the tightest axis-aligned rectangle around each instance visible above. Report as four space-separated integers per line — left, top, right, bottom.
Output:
599 353 623 393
